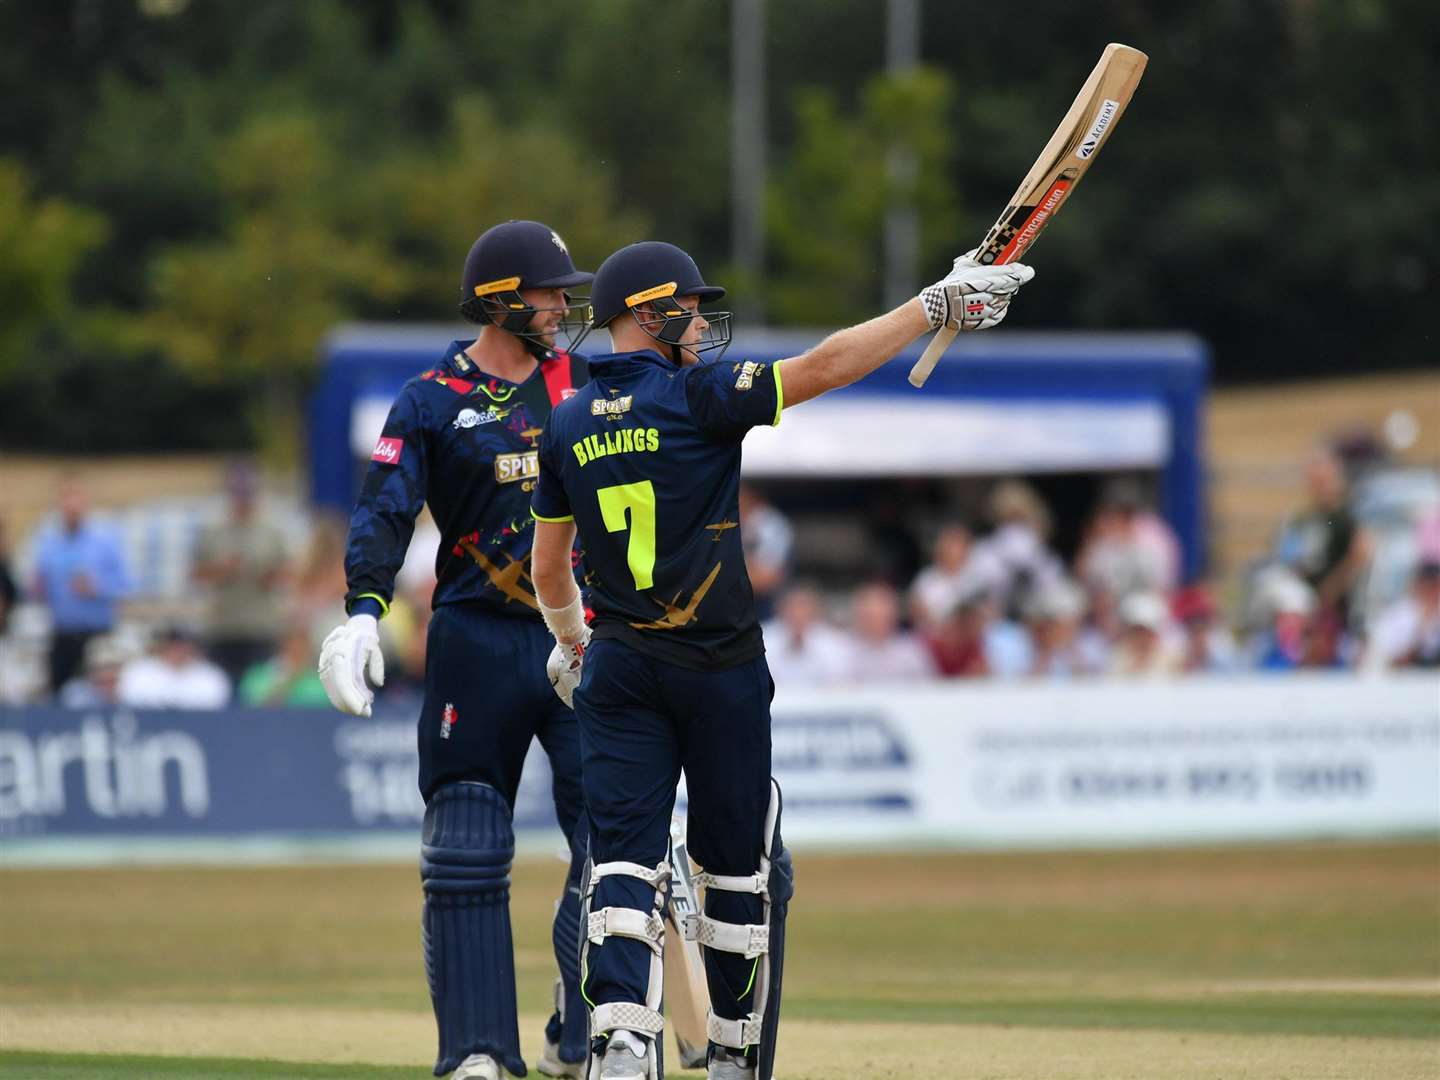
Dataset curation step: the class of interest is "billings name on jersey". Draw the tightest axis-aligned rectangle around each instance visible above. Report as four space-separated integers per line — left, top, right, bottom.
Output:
533 349 783 671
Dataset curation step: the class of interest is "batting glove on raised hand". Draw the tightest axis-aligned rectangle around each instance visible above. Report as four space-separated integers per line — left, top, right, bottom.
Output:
317 613 385 717
546 625 591 709
919 251 1035 332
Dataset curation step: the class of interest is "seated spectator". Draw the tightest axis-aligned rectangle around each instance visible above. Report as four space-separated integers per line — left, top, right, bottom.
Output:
1024 578 1105 678
843 581 935 682
1362 560 1440 672
974 480 1065 620
1171 584 1240 674
1078 480 1179 604
238 622 332 707
909 522 990 630
1109 591 1184 677
761 583 851 686
1248 570 1316 672
739 483 793 622
925 592 991 678
192 460 291 683
117 626 231 709
1273 446 1372 630
58 634 131 709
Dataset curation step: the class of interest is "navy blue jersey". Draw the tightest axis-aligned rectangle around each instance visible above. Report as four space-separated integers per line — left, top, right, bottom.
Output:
344 341 587 619
532 349 783 670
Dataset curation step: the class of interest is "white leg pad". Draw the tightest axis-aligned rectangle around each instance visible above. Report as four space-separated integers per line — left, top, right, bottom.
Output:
683 912 769 958
707 1010 762 1048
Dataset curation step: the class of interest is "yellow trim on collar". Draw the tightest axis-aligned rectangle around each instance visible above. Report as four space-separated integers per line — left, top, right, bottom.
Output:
625 281 678 308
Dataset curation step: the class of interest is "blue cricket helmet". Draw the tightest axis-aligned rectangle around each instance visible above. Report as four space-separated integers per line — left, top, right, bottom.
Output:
587 241 730 361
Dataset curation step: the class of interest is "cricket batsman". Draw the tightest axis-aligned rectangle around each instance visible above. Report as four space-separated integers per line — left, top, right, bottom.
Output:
319 220 596 1079
528 241 1033 1079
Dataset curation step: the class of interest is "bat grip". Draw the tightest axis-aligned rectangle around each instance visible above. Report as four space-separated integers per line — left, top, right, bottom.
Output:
907 326 959 388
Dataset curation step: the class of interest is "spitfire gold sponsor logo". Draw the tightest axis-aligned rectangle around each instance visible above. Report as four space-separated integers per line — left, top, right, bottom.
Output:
734 360 765 390
591 395 633 420
571 427 660 467
494 451 539 485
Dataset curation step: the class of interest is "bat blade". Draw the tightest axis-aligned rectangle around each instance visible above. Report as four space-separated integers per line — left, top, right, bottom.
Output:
663 815 710 1068
908 42 1147 388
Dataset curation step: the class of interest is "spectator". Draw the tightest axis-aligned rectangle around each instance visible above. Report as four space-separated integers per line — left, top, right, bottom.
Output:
842 581 935 682
1248 570 1316 672
909 522 990 630
57 634 131 709
924 592 992 678
1274 447 1372 629
973 480 1065 619
1362 560 1440 672
1109 591 1183 677
1078 479 1180 604
291 513 351 646
30 477 132 696
761 582 851 686
238 622 331 707
0 517 18 635
117 626 230 709
738 483 793 622
1171 584 1240 674
192 461 291 683
1023 577 1104 678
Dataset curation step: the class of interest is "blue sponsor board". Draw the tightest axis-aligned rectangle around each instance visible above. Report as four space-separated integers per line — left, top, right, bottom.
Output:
0 708 557 840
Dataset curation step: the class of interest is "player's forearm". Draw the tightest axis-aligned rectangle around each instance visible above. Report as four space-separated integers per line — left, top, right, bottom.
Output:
531 520 580 610
780 300 931 407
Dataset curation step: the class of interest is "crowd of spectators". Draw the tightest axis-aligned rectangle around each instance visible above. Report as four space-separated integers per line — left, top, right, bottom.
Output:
0 446 1436 711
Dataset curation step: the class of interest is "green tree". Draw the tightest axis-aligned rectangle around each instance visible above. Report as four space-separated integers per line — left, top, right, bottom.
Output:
0 160 107 376
766 68 960 324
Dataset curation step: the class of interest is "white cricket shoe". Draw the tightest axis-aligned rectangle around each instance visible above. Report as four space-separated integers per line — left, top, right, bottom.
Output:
452 1052 501 1080
598 1029 650 1080
536 1037 585 1078
707 1046 756 1080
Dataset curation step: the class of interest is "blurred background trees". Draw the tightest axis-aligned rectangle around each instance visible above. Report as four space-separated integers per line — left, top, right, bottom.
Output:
1 0 1435 457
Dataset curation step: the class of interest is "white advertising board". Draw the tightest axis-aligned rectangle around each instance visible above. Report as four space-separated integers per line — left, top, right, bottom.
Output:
769 674 1440 847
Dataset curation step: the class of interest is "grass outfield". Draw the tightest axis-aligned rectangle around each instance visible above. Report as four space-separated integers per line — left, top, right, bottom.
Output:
2 842 1437 1078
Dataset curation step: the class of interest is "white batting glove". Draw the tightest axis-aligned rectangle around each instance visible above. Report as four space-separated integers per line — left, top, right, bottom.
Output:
546 625 592 709
918 254 1035 331
317 613 385 717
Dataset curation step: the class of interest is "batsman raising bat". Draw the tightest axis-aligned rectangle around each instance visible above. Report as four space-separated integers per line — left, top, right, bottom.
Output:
527 239 1032 1080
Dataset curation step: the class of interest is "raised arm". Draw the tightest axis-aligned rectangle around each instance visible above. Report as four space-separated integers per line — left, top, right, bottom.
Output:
778 257 1035 408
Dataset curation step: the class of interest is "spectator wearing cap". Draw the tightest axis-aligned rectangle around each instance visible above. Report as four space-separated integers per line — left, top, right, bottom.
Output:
761 582 851 686
192 460 291 683
57 634 131 709
1171 584 1240 674
1274 447 1372 630
1248 570 1316 672
1108 591 1184 677
117 626 230 709
842 581 936 682
1362 560 1440 672
30 477 133 695
1024 577 1106 678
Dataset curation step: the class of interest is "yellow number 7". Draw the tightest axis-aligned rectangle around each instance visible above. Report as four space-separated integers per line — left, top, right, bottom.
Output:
597 481 656 590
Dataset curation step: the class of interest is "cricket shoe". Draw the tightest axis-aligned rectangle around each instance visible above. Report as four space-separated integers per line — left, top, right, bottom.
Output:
598 1029 651 1080
451 1053 501 1080
536 1038 585 1079
707 1046 756 1080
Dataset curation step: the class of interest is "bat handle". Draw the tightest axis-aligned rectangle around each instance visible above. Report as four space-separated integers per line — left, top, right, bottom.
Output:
907 326 959 388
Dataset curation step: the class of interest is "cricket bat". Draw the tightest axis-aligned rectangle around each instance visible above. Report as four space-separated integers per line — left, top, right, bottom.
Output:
663 814 711 1069
908 42 1148 389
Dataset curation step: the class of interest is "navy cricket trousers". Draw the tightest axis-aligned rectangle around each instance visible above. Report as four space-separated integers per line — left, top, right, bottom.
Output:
574 636 774 1024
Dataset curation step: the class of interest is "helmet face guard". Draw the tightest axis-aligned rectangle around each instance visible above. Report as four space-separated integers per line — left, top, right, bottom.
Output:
624 281 732 365
461 275 593 355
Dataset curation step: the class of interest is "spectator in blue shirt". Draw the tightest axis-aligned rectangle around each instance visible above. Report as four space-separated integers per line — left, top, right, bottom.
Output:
30 478 132 695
